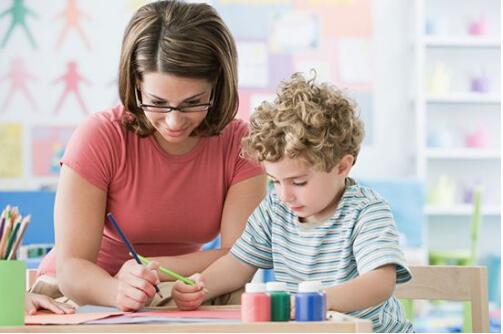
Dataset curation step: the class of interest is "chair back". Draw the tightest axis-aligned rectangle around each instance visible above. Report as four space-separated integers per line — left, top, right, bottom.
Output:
395 265 489 333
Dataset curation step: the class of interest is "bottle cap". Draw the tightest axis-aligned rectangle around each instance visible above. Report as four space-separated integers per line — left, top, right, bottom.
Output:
298 280 322 293
245 282 266 293
266 281 287 292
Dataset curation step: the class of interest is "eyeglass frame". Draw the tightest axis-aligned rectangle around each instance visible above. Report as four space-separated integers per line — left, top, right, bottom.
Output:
135 87 214 114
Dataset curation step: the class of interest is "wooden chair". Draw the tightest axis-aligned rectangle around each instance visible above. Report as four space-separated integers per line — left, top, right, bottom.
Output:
395 265 489 333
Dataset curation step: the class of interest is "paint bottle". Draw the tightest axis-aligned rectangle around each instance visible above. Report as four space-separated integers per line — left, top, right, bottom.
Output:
295 280 327 321
241 282 271 322
266 281 291 321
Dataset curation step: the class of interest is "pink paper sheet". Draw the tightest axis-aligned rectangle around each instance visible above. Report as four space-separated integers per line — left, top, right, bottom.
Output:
25 311 124 325
127 309 241 320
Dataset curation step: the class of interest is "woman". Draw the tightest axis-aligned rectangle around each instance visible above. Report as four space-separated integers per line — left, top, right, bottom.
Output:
37 0 266 311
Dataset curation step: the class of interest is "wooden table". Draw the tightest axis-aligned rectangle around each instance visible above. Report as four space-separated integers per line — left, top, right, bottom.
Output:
1 306 373 333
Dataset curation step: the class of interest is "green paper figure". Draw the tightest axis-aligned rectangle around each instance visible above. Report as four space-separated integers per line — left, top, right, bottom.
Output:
0 0 38 49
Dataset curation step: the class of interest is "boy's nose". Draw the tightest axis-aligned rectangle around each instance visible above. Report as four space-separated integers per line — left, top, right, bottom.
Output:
279 187 295 203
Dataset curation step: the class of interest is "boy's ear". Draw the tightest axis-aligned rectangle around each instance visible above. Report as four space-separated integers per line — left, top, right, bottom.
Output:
336 154 354 176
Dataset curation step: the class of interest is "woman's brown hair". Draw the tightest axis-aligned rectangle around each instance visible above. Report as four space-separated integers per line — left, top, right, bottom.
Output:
118 0 238 137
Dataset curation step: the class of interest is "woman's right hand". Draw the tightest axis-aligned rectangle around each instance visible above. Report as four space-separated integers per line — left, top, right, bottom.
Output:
171 273 206 310
114 259 161 311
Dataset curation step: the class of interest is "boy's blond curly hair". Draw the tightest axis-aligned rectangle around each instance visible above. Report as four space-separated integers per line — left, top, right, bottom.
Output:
241 72 365 172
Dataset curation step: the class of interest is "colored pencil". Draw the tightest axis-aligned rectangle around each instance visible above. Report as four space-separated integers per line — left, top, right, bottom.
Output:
4 216 21 260
106 212 163 298
7 215 30 260
137 254 196 286
0 207 13 258
0 211 5 243
138 255 207 293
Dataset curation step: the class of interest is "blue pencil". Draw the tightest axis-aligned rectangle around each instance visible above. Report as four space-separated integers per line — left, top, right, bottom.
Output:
106 212 163 298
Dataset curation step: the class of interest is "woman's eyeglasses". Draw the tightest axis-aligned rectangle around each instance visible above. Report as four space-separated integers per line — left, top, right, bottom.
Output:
135 88 213 114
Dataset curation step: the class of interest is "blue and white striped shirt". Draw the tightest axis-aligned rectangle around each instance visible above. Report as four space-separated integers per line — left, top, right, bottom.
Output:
231 178 413 332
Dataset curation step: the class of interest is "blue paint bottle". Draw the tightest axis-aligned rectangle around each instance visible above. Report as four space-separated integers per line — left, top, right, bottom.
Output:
295 281 326 321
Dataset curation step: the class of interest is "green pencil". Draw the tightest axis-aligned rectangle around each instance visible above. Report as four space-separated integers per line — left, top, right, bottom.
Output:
137 254 195 286
4 217 20 260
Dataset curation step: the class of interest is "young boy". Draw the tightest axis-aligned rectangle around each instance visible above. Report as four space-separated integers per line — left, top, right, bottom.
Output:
171 73 413 332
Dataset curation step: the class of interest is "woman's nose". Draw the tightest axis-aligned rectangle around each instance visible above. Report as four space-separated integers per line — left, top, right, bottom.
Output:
165 111 184 128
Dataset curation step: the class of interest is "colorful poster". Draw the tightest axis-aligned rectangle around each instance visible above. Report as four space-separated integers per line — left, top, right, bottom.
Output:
213 0 374 144
0 123 23 178
0 0 374 188
31 126 75 176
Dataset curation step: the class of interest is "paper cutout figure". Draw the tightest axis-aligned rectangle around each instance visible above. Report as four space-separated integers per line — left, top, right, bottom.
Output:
31 126 75 176
53 61 91 114
0 124 23 178
0 0 38 48
55 0 92 50
0 57 38 112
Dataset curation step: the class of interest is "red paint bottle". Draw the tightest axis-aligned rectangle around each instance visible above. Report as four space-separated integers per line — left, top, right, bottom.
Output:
241 283 271 322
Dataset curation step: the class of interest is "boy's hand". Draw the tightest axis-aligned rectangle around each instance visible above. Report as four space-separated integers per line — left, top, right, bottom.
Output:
171 273 206 310
114 259 161 311
25 292 75 315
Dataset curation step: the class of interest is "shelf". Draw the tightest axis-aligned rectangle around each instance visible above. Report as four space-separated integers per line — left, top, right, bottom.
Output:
425 148 501 159
426 93 500 104
422 36 501 48
426 205 500 216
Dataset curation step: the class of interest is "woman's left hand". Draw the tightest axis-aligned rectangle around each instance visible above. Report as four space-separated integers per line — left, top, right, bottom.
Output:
25 292 75 315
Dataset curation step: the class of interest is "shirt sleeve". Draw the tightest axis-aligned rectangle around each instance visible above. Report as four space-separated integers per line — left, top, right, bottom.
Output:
230 194 274 269
227 120 264 186
352 199 412 284
60 113 122 191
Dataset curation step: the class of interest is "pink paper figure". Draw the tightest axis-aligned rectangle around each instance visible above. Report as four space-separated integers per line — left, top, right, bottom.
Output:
53 61 91 114
0 56 38 112
55 0 92 50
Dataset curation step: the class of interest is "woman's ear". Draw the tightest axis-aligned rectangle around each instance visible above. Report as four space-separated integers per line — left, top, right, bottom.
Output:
336 154 355 176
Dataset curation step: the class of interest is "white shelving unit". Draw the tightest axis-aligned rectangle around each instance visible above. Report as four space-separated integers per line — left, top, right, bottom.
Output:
426 93 500 104
425 204 500 216
421 36 501 48
414 0 501 255
425 148 500 159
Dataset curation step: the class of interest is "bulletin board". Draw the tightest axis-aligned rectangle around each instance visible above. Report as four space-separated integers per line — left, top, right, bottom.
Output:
0 0 373 189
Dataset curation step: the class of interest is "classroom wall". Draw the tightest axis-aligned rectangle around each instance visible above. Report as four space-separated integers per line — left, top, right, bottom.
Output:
0 0 416 190
352 0 416 179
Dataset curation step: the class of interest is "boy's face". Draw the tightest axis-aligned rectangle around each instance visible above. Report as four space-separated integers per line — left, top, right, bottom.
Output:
264 155 353 223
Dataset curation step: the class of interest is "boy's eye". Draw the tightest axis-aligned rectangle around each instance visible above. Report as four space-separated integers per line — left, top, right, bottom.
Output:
293 181 307 186
269 179 279 184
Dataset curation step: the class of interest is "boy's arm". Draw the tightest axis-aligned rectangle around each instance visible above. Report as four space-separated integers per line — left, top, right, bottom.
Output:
171 253 257 310
201 253 257 300
325 264 396 313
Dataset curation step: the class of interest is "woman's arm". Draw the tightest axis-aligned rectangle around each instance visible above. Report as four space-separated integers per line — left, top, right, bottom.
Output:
55 165 160 310
153 174 267 280
325 264 397 313
55 165 116 306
